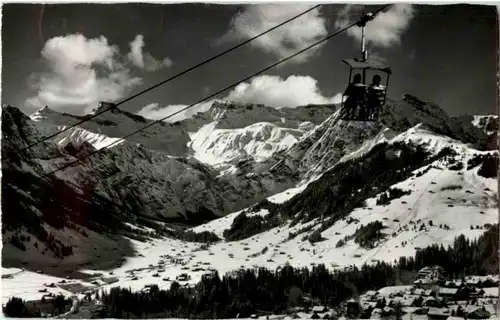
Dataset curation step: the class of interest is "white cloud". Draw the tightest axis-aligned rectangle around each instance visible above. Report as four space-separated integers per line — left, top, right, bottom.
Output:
225 75 340 108
127 35 173 71
26 34 143 115
137 101 215 123
137 75 341 122
335 4 415 48
220 4 327 63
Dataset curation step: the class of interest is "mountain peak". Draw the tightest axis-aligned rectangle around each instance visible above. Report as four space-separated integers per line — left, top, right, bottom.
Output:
400 94 448 118
380 94 488 148
29 105 59 121
90 101 117 115
401 93 426 105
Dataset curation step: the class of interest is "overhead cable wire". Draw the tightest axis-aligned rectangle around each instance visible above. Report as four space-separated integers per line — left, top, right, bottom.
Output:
41 4 392 180
15 4 322 154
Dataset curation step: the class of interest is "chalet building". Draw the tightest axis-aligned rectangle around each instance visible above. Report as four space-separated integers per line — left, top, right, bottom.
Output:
466 306 492 319
345 298 360 317
413 277 441 286
175 273 190 281
311 306 327 313
412 287 436 297
386 295 421 308
427 307 451 319
360 301 381 318
413 288 425 296
438 287 459 300
443 280 463 288
480 277 499 287
417 266 446 280
422 296 441 308
466 278 483 287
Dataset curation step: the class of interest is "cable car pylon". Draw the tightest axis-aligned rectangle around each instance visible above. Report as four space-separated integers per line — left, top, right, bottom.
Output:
340 9 391 122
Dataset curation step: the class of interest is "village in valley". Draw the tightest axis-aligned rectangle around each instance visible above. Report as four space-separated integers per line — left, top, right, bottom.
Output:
281 266 499 320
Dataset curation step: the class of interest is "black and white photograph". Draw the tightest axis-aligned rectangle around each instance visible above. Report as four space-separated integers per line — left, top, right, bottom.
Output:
1 1 499 319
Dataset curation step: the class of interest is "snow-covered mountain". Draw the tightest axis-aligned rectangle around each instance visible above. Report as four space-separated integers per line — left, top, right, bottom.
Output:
185 101 334 166
2 95 498 312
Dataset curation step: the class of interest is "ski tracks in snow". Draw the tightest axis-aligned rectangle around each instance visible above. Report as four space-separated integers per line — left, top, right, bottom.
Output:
361 167 446 265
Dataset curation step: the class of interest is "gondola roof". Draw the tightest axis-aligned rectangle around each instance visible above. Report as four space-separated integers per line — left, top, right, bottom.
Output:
342 58 392 74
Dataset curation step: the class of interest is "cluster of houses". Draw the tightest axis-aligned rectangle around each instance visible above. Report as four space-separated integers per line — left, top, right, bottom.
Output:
232 266 498 320
343 266 499 319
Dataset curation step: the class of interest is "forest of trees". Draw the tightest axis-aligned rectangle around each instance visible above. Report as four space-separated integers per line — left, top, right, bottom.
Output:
467 153 498 178
170 229 221 243
100 262 396 319
353 221 386 249
6 224 497 318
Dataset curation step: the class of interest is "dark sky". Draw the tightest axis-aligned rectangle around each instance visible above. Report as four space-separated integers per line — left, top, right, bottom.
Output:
2 3 497 117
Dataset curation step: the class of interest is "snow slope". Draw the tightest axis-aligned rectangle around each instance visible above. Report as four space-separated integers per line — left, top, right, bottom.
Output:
55 126 125 150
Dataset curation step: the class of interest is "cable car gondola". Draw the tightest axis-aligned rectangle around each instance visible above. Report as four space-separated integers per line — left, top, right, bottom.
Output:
339 12 392 122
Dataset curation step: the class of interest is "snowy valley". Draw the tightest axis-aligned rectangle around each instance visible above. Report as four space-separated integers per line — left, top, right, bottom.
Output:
1 95 499 319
